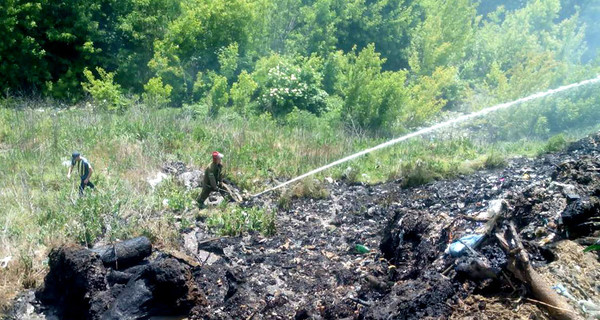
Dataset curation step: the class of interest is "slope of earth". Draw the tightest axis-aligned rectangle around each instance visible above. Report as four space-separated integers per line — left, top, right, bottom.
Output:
5 132 600 319
172 131 600 319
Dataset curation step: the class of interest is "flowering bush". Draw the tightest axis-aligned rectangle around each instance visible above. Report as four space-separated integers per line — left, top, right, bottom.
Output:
254 55 327 117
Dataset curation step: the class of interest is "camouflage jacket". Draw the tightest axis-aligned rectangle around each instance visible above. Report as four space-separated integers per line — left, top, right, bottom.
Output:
203 162 223 190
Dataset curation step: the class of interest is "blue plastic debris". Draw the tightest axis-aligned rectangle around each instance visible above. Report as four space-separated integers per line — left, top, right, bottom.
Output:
448 234 484 257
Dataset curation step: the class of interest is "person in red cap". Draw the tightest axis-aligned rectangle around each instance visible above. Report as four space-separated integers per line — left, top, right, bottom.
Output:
197 151 224 208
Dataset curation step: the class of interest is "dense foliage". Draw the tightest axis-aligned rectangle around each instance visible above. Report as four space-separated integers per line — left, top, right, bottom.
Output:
1 0 598 134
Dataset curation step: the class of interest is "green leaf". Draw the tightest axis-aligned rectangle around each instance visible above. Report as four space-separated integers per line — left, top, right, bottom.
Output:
583 244 600 252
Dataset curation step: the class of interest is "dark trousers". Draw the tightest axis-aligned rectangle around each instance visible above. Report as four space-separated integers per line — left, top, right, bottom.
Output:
197 187 214 207
79 179 95 195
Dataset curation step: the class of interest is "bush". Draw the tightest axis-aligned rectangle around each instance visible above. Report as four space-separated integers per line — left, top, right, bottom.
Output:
230 71 258 116
253 54 328 117
81 67 127 111
142 77 173 108
206 206 276 236
542 134 568 153
400 160 441 188
291 178 329 199
484 151 507 169
207 73 229 116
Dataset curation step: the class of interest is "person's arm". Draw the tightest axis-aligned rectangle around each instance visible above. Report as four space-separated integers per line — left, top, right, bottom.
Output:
68 165 73 179
84 164 93 183
208 172 217 189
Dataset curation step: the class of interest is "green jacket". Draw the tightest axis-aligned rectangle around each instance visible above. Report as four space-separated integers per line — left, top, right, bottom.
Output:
203 162 223 190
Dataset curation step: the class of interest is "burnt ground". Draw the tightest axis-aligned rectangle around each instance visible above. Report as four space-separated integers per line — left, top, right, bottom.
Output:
6 132 600 319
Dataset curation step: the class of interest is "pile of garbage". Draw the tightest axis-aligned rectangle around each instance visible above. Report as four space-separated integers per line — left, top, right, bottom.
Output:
9 237 208 320
6 133 600 319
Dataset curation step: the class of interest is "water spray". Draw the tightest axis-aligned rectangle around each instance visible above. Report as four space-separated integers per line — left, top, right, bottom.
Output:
252 76 600 198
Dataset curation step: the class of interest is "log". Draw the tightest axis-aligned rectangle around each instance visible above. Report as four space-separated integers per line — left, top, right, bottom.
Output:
496 222 581 320
91 237 152 269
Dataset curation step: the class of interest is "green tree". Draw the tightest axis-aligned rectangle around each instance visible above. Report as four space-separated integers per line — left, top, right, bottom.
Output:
218 42 240 82
207 73 229 116
337 44 409 131
231 71 258 115
0 0 47 92
81 67 126 111
142 76 173 108
150 0 255 105
114 0 181 91
408 0 479 76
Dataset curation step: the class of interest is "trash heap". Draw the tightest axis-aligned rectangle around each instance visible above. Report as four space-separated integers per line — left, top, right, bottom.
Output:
30 237 206 320
7 132 600 320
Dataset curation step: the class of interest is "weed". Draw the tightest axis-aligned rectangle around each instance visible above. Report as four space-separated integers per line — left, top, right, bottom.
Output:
277 191 292 210
400 159 441 188
542 133 568 153
484 151 507 169
206 206 276 236
291 178 329 199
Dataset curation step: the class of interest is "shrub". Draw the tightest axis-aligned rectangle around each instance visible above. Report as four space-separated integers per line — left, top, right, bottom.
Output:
207 73 229 116
291 178 329 199
81 67 127 111
206 206 276 236
484 151 507 169
142 77 173 108
231 71 258 116
542 134 568 153
400 160 441 188
253 54 327 117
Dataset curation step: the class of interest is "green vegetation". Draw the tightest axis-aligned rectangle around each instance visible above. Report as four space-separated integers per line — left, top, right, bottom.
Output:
1 0 600 312
542 134 569 153
1 0 599 135
206 206 276 237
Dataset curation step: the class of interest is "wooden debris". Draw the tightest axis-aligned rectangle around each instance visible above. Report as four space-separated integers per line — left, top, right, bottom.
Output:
496 221 582 320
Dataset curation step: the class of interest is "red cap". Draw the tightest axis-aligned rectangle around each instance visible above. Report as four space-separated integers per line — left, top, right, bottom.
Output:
212 151 221 159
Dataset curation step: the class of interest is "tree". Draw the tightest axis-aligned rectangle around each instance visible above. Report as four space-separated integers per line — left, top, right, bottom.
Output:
149 0 255 105
408 0 479 76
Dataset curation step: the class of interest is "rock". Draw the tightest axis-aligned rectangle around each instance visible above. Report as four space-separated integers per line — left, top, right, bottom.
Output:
183 231 199 255
36 245 107 320
32 239 206 320
177 170 204 190
162 161 187 175
455 258 498 280
207 194 225 206
561 197 600 238
91 236 152 269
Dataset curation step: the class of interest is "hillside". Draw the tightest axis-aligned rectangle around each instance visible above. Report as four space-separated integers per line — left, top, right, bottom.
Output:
5 130 600 319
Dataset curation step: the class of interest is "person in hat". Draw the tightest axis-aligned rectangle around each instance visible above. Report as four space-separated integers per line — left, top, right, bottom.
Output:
67 152 95 195
197 151 224 208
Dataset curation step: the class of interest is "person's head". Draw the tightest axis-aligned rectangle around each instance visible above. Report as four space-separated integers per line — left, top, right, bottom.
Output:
72 152 81 164
212 151 223 164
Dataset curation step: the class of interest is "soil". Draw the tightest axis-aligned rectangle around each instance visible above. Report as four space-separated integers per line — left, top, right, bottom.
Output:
5 132 600 320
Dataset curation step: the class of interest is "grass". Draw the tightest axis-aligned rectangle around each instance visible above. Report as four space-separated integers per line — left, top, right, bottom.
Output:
0 97 598 312
205 206 276 237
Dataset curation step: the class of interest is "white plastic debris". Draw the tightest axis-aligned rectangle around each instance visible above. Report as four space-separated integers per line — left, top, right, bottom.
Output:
0 256 12 268
148 172 169 190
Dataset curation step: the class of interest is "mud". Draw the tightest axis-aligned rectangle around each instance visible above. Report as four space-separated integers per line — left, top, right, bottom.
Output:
5 133 600 319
